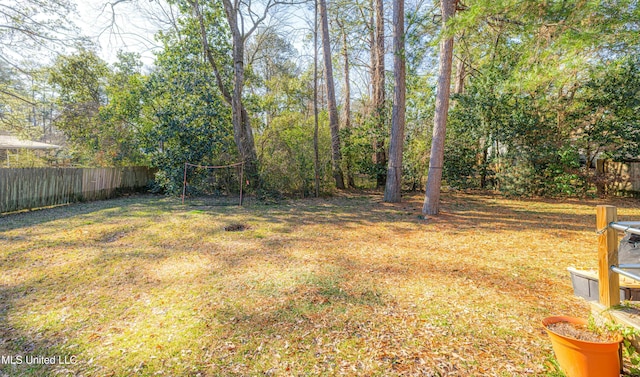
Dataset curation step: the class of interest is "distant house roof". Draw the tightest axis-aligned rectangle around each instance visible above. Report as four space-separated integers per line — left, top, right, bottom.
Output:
0 134 61 150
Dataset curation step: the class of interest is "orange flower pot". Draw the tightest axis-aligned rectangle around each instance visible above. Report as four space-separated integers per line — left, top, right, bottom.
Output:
543 316 622 377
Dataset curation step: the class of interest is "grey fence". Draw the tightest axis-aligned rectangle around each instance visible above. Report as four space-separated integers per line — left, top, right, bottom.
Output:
0 167 155 213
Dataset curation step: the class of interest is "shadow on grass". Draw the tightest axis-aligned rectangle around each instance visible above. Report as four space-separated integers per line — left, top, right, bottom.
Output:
2 191 630 235
0 283 82 376
0 195 173 233
0 252 390 375
3 191 640 375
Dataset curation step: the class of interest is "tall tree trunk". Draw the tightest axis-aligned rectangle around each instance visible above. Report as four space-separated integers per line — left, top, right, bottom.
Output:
454 56 466 95
192 0 259 183
319 0 345 189
313 0 320 197
338 20 355 189
372 0 386 188
384 0 405 203
422 0 456 215
368 0 375 104
226 9 258 182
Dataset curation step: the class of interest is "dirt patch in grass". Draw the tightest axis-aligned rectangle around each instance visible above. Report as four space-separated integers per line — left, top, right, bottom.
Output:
2 192 640 376
224 223 250 232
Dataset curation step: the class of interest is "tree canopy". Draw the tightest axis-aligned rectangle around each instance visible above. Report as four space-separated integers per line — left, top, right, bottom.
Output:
2 0 639 199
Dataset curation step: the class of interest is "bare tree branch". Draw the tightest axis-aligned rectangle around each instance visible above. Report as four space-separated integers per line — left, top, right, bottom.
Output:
0 89 36 106
189 0 233 104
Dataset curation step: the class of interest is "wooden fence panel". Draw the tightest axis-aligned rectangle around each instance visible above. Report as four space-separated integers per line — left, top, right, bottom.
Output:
600 160 640 195
121 167 153 189
0 167 154 214
82 168 122 201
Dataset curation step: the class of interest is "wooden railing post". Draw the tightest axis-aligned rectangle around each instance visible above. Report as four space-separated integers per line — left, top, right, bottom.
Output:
597 205 620 307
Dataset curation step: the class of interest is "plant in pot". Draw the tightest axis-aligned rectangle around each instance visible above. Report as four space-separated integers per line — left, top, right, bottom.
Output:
543 316 622 377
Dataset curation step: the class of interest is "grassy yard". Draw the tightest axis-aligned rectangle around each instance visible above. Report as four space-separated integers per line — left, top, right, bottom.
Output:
1 192 639 376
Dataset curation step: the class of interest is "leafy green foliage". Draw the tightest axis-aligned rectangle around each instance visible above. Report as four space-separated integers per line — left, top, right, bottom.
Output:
435 0 640 197
0 63 49 139
48 49 110 165
49 50 148 166
99 52 148 166
446 59 588 196
570 57 640 162
401 75 434 191
341 115 384 183
442 125 480 190
140 25 234 194
5 0 639 198
253 51 333 196
603 313 640 376
259 111 331 197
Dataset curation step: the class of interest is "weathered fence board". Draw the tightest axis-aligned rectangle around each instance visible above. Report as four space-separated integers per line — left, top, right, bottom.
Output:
0 167 154 213
597 160 640 196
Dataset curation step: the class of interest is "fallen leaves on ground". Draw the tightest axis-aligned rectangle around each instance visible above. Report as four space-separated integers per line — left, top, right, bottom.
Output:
1 192 639 376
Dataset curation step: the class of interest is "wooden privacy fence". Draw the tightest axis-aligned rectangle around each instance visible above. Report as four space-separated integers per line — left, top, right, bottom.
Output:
597 159 640 196
0 167 155 213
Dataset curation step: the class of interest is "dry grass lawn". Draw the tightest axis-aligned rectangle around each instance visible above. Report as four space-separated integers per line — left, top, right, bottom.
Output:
2 192 640 376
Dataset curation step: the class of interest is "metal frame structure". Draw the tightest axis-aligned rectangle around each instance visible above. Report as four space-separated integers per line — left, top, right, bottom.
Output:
181 161 245 206
609 221 640 283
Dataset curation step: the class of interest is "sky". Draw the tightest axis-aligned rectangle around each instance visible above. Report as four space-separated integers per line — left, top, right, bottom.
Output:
72 0 165 66
71 0 313 68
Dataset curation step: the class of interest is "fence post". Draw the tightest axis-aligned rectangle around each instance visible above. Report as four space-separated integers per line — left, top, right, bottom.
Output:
597 205 620 307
